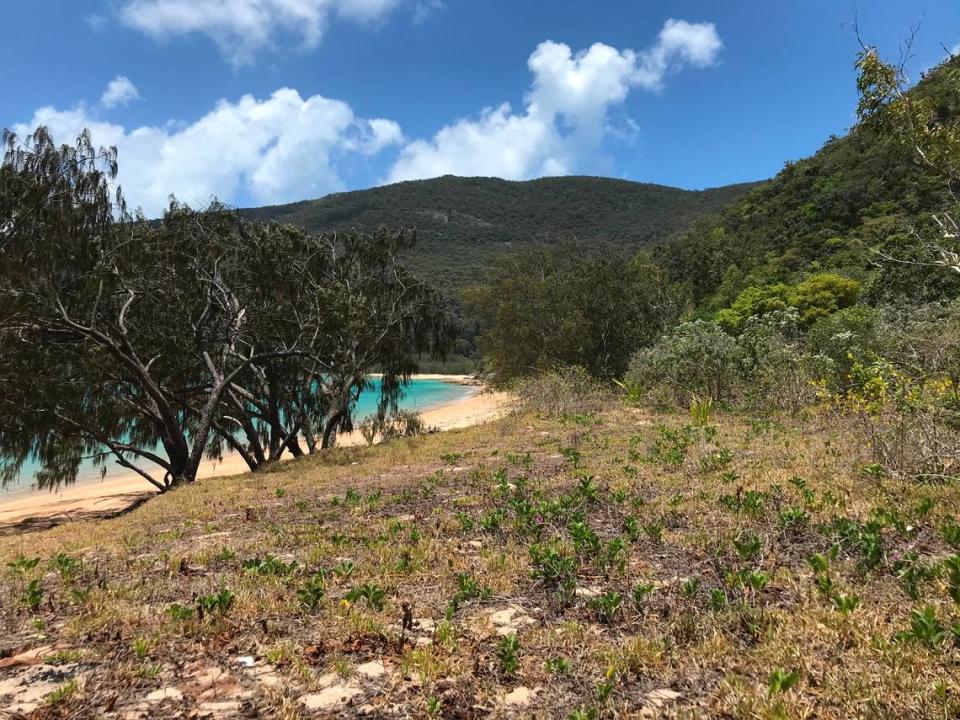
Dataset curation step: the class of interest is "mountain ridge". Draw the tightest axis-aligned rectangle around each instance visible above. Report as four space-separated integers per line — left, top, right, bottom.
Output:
242 174 761 294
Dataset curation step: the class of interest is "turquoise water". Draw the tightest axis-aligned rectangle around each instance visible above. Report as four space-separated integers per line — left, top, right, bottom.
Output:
3 378 471 497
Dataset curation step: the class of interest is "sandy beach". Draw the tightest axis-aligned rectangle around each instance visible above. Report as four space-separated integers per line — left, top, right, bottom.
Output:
0 378 511 529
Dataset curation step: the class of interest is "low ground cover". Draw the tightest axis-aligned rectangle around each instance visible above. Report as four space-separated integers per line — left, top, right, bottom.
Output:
2 403 960 718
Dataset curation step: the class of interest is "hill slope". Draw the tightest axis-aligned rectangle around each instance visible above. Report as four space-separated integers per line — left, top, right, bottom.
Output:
243 175 759 294
658 54 960 311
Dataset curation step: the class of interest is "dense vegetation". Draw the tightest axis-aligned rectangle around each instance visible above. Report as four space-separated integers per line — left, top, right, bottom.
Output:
461 49 960 488
243 175 758 297
657 54 960 312
0 129 453 491
463 245 679 382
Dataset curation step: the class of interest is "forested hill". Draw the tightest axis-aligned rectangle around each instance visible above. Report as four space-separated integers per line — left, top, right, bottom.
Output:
242 175 758 294
658 54 960 312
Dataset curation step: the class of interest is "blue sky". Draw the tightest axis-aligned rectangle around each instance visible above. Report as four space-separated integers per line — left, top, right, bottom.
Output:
1 1 958 215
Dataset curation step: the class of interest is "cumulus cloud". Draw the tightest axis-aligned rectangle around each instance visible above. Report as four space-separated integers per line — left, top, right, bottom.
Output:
12 89 402 216
100 76 140 109
388 18 721 183
118 0 400 64
9 18 719 215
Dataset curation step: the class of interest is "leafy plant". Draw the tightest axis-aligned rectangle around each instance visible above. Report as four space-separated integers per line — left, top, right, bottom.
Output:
426 695 442 718
8 555 40 577
733 529 762 560
830 515 885 570
777 506 810 531
298 573 327 611
942 554 960 604
497 634 520 676
768 669 800 695
455 512 475 532
727 568 769 595
447 573 492 617
50 553 82 584
896 606 946 648
347 583 387 611
480 508 507 533
242 554 298 576
681 577 701 597
831 593 861 615
649 425 693 466
197 588 235 619
942 518 960 549
699 447 733 473
333 560 356 579
719 489 765 515
575 474 599 502
894 552 935 601
529 543 578 595
710 588 727 610
166 603 195 621
587 591 622 624
21 579 43 612
643 518 665 544
560 446 583 468
632 583 654 609
569 519 602 558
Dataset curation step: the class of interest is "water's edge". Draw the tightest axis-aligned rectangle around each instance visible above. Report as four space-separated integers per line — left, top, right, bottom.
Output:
2 377 474 500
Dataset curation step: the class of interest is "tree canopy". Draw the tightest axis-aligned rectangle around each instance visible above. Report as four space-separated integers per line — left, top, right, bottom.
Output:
463 244 679 382
0 128 454 491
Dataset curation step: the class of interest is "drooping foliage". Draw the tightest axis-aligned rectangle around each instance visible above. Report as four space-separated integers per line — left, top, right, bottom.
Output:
0 128 454 490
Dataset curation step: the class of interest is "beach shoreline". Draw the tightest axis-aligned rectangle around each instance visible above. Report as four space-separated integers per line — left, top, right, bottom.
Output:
0 377 509 529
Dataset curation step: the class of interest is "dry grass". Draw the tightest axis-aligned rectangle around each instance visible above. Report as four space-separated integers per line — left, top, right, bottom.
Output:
2 404 960 719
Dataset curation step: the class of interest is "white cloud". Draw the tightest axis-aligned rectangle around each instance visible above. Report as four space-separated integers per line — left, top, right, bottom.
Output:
118 0 400 65
100 76 140 109
388 18 721 183
412 0 444 25
12 89 402 216
9 19 720 215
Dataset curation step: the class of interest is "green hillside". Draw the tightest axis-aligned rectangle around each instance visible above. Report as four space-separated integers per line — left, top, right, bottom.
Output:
243 175 758 294
659 55 960 312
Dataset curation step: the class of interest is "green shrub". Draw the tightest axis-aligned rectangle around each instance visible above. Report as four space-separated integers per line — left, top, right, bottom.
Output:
625 320 745 404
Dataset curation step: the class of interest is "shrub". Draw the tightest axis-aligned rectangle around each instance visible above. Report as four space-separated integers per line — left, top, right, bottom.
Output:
807 305 884 390
378 410 429 441
516 365 611 417
787 273 859 325
738 310 817 413
717 274 859 332
625 320 745 405
834 358 960 480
